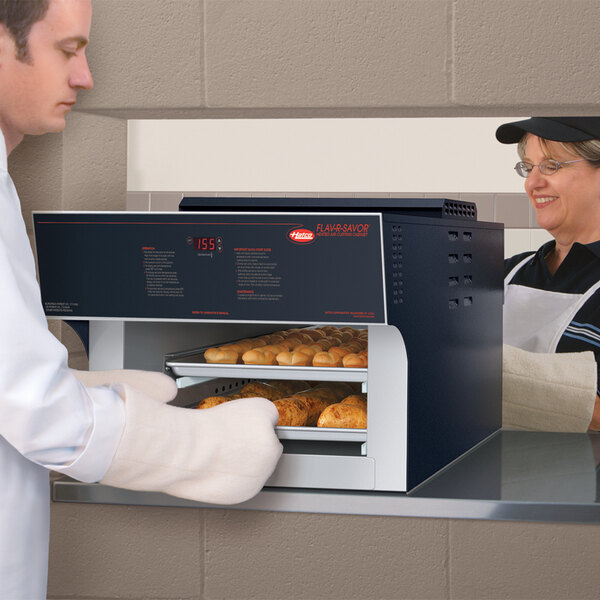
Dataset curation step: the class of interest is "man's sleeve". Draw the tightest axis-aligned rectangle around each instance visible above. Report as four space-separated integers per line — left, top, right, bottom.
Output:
0 219 125 483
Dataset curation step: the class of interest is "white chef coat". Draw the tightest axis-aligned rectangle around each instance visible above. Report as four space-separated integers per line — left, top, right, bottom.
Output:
0 132 125 599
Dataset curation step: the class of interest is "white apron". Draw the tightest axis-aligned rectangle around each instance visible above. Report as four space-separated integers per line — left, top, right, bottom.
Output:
504 254 600 352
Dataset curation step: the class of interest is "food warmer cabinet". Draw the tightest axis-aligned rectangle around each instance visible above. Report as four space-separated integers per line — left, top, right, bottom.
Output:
33 197 503 493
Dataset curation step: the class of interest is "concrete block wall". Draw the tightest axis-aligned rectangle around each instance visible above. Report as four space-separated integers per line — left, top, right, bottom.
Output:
7 0 600 598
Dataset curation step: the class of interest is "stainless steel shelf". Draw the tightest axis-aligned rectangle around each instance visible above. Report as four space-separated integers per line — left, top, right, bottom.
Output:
166 360 368 382
276 426 366 442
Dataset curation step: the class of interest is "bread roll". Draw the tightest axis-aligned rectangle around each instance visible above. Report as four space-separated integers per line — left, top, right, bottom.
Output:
204 347 240 364
313 381 354 400
317 403 367 429
276 351 313 366
273 398 309 426
311 338 333 351
242 348 278 365
226 340 256 353
297 386 339 406
265 380 310 395
340 394 368 411
196 396 230 409
329 346 350 360
239 381 285 401
342 353 368 368
312 351 343 367
292 394 328 426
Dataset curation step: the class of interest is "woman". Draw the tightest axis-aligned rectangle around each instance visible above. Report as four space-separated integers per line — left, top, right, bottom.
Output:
496 117 600 432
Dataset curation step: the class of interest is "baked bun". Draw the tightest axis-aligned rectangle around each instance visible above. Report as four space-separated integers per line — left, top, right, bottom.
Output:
297 386 339 406
340 394 368 411
312 351 343 367
265 380 310 395
196 396 230 409
276 351 313 366
242 348 278 365
273 398 309 426
204 347 240 364
292 393 329 426
342 353 368 368
313 381 355 401
238 381 285 401
317 403 367 429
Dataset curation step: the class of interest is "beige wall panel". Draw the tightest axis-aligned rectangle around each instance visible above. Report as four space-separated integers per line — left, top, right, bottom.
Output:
47 503 203 598
8 132 63 231
62 113 127 211
454 0 600 107
205 0 450 108
76 0 204 111
449 519 600 599
205 510 449 599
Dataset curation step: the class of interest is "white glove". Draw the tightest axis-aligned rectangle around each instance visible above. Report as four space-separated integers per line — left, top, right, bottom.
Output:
100 384 282 505
72 369 283 504
71 368 177 403
503 344 597 432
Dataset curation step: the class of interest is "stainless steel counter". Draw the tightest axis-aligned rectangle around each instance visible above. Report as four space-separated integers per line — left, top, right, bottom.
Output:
52 430 600 523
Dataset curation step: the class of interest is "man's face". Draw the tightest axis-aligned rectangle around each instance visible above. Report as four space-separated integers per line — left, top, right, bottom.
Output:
0 0 93 147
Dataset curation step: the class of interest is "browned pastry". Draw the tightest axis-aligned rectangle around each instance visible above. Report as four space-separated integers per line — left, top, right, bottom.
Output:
340 394 368 411
312 351 343 367
304 329 326 341
226 340 257 354
242 348 278 365
195 396 230 409
319 326 339 335
238 381 286 401
342 353 368 368
276 351 313 366
317 403 367 429
292 394 329 426
204 347 240 364
273 398 309 426
313 381 355 401
329 346 350 360
340 326 359 334
342 341 364 353
265 380 310 395
297 386 339 406
291 344 317 358
311 338 333 351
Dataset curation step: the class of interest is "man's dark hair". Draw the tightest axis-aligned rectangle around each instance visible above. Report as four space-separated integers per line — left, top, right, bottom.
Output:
0 0 49 63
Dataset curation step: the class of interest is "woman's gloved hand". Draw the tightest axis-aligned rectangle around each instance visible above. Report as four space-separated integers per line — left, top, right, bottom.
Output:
72 369 283 505
502 344 597 432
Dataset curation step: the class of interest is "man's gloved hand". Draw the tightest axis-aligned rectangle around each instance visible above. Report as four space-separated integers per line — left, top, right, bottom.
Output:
71 368 177 403
72 369 283 505
503 344 597 432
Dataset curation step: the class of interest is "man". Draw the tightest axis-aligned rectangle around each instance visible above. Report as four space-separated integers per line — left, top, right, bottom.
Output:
0 2 282 597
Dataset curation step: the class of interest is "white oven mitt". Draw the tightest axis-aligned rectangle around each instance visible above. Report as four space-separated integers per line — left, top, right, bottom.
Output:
72 368 178 402
502 344 597 432
72 370 282 504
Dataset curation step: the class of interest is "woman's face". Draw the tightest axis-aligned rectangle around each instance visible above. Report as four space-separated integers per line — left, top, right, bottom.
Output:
524 135 600 243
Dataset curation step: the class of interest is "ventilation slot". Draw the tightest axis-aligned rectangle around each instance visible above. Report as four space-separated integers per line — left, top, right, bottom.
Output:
390 225 403 305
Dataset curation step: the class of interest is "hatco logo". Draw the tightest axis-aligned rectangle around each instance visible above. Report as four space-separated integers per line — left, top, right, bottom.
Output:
288 228 315 244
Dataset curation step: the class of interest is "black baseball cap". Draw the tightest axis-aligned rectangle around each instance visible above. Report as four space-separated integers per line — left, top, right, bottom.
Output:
496 117 600 144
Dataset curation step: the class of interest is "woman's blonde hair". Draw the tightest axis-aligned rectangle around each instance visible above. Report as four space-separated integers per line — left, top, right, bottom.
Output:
518 133 600 168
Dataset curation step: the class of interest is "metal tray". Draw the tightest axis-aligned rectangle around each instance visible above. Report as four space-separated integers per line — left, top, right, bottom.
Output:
165 351 367 383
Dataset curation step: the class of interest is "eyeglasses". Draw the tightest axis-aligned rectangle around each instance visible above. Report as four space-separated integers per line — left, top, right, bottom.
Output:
514 158 587 178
